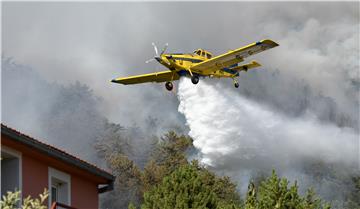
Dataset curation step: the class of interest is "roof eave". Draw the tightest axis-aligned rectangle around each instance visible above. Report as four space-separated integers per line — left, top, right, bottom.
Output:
1 125 115 183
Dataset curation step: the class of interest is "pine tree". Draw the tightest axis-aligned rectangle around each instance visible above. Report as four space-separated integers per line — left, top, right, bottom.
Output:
251 170 330 209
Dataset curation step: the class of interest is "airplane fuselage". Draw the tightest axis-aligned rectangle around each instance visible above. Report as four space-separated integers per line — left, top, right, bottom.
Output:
158 51 238 79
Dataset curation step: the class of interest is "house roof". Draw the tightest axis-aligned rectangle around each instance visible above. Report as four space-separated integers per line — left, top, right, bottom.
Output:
1 124 115 184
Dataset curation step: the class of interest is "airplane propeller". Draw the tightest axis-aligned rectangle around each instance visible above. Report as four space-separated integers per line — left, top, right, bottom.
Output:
160 43 168 55
153 42 159 56
145 58 156 64
145 42 168 63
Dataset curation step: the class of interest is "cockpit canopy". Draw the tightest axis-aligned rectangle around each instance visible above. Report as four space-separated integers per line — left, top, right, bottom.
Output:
194 49 213 59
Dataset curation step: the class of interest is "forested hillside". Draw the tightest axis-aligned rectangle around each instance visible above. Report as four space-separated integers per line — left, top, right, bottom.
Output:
95 130 359 209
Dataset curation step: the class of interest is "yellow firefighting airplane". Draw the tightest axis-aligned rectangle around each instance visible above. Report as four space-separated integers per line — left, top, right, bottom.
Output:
111 39 279 91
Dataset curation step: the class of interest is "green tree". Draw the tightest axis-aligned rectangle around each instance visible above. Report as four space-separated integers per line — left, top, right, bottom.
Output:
150 131 193 170
245 181 257 209
102 153 143 209
244 170 330 209
141 161 242 209
302 188 330 209
141 131 193 191
97 130 193 208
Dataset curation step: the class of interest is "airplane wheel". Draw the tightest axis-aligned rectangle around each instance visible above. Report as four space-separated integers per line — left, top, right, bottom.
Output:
234 82 239 88
191 75 199 84
165 82 173 91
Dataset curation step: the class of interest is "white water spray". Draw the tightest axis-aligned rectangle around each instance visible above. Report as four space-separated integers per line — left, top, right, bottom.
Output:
177 78 359 172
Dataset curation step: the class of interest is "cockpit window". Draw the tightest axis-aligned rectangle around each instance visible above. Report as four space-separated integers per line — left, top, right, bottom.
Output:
195 50 210 58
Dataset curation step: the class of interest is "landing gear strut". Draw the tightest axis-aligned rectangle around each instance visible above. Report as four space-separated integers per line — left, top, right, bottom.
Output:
233 78 239 88
191 75 199 84
165 82 173 91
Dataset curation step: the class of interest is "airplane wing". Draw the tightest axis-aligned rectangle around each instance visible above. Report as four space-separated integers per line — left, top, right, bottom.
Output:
191 39 278 74
111 70 180 85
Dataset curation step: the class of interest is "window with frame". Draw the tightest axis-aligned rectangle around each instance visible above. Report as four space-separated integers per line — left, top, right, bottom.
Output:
51 186 57 204
48 168 71 207
1 147 21 207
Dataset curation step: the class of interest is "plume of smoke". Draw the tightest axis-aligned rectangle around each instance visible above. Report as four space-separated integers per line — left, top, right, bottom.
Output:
1 57 185 169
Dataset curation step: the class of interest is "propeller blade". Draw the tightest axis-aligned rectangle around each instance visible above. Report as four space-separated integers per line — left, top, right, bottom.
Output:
160 43 168 55
145 58 155 63
152 42 159 56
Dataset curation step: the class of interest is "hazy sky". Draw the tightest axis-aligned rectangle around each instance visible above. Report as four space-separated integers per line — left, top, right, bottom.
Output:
3 2 358 126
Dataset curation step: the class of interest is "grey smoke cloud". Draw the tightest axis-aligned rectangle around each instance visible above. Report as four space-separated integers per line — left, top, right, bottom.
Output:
2 2 358 128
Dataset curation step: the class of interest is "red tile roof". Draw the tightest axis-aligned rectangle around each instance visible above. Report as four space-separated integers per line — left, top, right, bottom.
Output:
1 124 115 183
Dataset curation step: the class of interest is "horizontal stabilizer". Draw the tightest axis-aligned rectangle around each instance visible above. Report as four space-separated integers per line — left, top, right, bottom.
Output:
230 60 261 72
